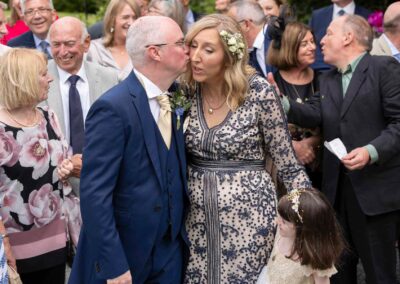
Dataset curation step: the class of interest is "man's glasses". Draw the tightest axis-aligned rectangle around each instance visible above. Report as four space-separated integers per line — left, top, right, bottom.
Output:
145 39 186 48
24 7 52 17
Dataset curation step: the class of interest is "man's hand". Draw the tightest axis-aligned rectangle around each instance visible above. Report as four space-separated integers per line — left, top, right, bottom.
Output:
341 147 370 170
107 270 132 284
293 140 316 165
57 154 82 181
69 154 82 177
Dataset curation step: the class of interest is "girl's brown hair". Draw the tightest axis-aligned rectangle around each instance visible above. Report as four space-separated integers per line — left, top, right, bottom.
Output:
278 189 345 270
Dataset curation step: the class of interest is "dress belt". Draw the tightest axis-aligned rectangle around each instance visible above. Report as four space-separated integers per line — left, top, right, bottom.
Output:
189 156 265 171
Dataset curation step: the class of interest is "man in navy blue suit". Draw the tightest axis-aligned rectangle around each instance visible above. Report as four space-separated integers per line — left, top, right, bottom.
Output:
309 0 370 71
8 0 56 58
227 0 275 77
69 16 189 284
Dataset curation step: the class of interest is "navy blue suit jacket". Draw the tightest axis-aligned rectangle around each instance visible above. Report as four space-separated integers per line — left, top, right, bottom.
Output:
310 5 370 71
288 54 400 216
68 71 188 283
7 30 36 48
248 29 275 76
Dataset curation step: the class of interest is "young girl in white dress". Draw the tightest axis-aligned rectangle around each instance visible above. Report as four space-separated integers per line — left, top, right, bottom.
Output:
258 189 345 284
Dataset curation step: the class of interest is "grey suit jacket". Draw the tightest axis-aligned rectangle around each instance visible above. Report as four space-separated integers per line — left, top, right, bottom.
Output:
43 60 119 195
371 35 392 56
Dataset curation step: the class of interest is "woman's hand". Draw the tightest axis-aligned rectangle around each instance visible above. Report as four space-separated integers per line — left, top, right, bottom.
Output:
58 154 82 181
292 140 315 165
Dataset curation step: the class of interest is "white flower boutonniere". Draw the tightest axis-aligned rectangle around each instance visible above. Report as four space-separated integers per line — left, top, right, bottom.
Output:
170 89 191 130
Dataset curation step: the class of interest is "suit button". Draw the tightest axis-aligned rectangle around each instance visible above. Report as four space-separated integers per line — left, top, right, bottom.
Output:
95 262 100 273
154 205 162 212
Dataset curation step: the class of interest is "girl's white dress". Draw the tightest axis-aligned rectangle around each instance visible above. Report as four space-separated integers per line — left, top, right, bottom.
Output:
257 233 337 284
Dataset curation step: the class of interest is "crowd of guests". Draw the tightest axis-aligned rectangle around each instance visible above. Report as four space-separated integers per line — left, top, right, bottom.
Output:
0 0 399 283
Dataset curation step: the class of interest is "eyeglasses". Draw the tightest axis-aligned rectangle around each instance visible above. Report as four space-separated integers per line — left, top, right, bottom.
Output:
24 7 52 17
145 39 186 48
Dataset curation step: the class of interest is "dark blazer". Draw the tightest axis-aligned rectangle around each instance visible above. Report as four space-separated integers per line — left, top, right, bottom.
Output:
288 54 400 216
309 4 371 71
68 71 188 283
7 30 36 48
248 30 275 76
88 21 103 40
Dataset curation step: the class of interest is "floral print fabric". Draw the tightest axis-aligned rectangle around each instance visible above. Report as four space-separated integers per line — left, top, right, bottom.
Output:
184 75 311 283
0 107 81 255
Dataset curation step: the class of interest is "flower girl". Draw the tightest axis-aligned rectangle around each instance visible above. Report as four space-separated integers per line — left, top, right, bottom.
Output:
258 189 345 284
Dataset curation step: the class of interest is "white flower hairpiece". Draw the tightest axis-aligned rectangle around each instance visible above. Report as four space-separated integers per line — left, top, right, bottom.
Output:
286 189 307 223
219 30 245 60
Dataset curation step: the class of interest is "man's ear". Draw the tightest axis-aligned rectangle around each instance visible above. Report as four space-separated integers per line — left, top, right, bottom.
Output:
343 31 354 47
147 46 162 62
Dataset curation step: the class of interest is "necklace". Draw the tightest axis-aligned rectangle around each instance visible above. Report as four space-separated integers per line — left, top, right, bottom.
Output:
203 95 226 115
5 108 40 127
290 83 315 104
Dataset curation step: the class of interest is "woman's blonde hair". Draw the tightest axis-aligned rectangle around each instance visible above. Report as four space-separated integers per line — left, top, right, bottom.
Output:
0 48 47 109
182 14 254 111
103 0 141 47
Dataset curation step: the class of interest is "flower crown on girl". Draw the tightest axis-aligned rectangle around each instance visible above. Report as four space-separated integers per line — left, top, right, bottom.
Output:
286 189 308 223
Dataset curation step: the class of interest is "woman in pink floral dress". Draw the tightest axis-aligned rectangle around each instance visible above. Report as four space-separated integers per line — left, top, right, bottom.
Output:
0 48 81 284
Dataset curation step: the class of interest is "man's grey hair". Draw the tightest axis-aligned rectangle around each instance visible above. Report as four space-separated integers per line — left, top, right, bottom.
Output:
228 0 266 26
49 17 89 44
343 15 373 52
0 1 7 10
126 16 167 67
20 0 54 14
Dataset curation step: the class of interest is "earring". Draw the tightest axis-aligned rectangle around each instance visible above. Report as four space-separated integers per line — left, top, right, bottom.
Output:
110 27 114 33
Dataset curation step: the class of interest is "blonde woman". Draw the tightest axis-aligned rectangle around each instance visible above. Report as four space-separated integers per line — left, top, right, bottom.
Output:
0 48 80 284
87 0 140 81
182 14 311 283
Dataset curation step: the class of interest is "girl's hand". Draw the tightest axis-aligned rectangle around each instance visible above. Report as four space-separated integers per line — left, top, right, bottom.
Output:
58 158 74 181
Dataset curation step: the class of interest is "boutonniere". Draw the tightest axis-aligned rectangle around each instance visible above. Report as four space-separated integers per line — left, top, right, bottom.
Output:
170 89 191 130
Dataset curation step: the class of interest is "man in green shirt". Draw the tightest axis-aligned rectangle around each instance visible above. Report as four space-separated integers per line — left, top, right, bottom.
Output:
286 14 400 284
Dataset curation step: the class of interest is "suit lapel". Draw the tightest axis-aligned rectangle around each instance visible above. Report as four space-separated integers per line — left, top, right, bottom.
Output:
171 114 188 195
47 61 67 135
85 62 99 104
340 55 369 118
127 72 163 188
327 71 343 112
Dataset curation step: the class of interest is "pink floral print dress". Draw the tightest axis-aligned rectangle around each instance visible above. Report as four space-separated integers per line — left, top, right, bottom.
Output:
0 107 81 274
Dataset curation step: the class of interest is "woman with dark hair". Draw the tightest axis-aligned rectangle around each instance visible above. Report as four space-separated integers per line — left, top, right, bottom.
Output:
267 20 322 189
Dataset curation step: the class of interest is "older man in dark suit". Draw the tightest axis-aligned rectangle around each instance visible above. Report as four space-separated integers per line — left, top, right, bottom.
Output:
310 0 370 71
287 15 400 283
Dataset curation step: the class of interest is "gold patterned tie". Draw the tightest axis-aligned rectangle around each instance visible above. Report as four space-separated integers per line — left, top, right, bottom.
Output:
156 93 172 149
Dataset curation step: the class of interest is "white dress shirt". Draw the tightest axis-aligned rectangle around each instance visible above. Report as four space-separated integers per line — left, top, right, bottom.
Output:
57 65 91 142
33 34 52 57
252 25 268 76
383 34 400 62
333 1 355 19
133 69 164 123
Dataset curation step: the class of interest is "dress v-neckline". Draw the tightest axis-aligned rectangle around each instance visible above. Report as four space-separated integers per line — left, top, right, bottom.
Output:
197 92 232 131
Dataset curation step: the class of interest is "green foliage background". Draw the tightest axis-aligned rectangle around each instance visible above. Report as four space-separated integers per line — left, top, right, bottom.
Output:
53 0 396 24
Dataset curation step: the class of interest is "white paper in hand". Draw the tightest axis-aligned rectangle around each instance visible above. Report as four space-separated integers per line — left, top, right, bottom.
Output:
324 138 348 160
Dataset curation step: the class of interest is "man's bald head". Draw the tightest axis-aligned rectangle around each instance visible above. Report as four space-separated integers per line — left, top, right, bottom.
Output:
384 1 400 35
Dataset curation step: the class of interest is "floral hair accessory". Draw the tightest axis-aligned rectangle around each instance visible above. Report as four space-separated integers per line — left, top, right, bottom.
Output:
368 10 384 35
286 189 307 223
219 30 245 60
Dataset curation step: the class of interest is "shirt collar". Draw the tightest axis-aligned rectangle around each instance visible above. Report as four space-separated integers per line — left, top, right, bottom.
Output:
57 63 88 84
251 25 267 51
33 34 50 48
333 1 355 16
338 52 366 74
382 34 400 57
133 69 163 100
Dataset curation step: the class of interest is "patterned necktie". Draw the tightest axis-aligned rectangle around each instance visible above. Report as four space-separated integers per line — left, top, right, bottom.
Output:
68 75 84 154
39 41 52 59
156 93 172 149
338 9 345 16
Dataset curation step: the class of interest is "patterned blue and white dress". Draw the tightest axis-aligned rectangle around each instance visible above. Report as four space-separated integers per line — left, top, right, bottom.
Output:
0 235 8 284
184 75 311 283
